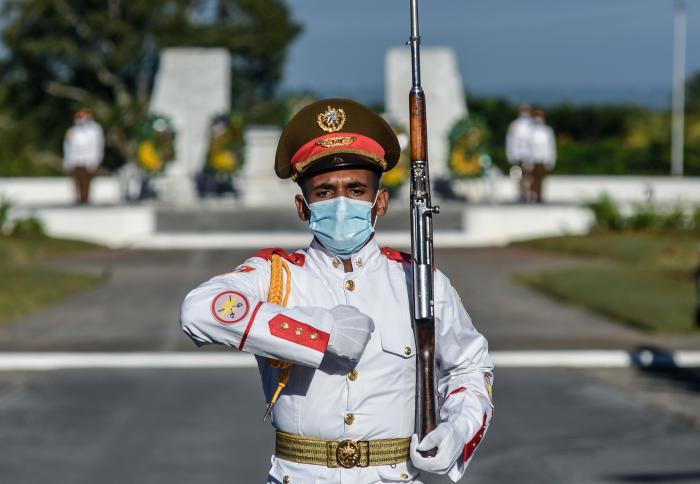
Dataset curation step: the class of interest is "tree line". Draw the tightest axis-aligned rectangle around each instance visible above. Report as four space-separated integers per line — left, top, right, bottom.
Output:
0 0 698 177
471 72 700 176
0 0 300 176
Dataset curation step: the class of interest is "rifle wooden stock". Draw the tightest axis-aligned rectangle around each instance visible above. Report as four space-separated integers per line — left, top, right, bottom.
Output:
409 91 428 163
415 320 437 440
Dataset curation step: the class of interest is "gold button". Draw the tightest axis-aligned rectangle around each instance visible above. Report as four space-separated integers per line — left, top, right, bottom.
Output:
345 280 355 291
344 413 355 425
280 322 289 330
348 369 358 381
283 476 290 484
404 347 412 356
355 258 363 267
400 473 409 479
310 332 318 340
332 259 340 268
295 327 303 336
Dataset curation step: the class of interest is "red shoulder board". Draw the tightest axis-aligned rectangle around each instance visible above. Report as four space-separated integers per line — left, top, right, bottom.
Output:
255 248 306 267
380 246 411 264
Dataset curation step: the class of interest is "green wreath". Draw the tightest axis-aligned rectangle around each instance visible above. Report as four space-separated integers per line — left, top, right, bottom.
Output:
137 115 176 173
447 116 490 179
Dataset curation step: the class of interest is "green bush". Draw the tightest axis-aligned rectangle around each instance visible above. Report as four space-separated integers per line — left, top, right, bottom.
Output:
0 200 10 233
659 206 687 231
627 204 658 231
692 206 700 232
587 195 625 231
9 217 45 238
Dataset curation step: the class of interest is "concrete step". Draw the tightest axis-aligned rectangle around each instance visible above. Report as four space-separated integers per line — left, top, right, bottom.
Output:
154 203 466 233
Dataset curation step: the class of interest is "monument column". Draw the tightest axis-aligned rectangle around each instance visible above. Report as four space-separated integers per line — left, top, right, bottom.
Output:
149 48 231 203
385 47 467 181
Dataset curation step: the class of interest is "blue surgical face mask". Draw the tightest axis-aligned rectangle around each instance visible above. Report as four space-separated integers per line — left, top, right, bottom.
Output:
305 194 378 259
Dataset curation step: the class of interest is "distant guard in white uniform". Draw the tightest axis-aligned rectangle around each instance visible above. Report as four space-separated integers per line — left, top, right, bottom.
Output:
506 104 534 202
63 108 104 204
530 110 556 203
181 99 494 484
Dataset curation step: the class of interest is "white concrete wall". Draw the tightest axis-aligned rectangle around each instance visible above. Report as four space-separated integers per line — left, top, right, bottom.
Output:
0 177 121 206
461 205 593 246
4 175 699 208
543 176 700 204
11 205 154 247
455 175 700 205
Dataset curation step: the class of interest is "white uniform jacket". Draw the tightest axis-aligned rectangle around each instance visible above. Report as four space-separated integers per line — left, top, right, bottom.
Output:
506 114 533 167
63 120 105 170
181 239 494 484
530 121 557 169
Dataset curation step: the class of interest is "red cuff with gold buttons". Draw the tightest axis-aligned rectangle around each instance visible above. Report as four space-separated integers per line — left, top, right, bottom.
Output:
269 314 330 352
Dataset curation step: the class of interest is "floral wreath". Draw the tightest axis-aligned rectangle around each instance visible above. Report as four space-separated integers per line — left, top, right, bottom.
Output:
447 116 490 179
381 120 410 191
137 115 176 173
206 112 246 175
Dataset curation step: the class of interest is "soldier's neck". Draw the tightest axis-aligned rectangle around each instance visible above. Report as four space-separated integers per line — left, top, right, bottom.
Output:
342 259 353 273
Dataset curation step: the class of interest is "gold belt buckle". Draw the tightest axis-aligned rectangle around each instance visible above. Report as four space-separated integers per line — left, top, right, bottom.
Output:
329 439 370 468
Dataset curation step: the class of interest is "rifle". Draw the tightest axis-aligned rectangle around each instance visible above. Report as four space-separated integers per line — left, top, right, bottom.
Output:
408 0 440 450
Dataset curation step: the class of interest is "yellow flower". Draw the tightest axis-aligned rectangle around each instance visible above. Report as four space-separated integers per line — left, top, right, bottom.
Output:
450 145 481 176
211 150 237 172
383 163 408 188
138 140 163 172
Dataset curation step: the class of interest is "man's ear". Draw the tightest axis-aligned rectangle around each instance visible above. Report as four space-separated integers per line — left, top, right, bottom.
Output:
374 188 389 219
295 194 310 222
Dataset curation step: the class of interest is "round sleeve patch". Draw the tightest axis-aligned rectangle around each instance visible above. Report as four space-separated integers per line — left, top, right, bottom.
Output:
211 291 250 325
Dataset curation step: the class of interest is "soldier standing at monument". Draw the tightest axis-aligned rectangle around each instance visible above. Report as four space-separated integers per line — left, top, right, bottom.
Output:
529 110 556 203
180 99 494 483
62 108 105 204
506 104 534 202
506 104 532 202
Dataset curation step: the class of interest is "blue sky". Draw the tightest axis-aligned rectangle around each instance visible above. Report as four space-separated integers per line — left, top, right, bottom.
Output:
280 0 700 106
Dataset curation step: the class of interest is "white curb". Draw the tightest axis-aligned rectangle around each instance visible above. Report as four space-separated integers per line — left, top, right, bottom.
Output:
0 350 698 371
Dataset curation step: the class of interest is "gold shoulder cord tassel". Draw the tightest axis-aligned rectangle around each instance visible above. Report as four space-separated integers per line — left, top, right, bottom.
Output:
263 254 293 422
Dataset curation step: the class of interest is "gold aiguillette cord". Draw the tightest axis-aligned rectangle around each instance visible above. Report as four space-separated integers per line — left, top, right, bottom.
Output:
263 254 293 422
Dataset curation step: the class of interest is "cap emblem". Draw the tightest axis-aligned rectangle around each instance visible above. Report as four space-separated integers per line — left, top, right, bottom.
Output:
317 106 346 133
315 136 357 148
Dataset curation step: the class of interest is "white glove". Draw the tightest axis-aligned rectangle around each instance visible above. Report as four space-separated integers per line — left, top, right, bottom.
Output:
410 422 463 475
326 305 374 362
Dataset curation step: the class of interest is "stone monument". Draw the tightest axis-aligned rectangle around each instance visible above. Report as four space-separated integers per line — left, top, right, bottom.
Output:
238 126 300 206
385 47 467 180
149 48 231 202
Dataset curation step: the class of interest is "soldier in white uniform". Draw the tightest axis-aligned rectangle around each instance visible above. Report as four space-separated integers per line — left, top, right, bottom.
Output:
63 108 105 204
506 104 534 202
181 99 494 483
529 110 556 203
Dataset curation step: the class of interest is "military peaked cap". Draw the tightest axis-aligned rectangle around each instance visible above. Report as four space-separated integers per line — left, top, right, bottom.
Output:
275 98 401 181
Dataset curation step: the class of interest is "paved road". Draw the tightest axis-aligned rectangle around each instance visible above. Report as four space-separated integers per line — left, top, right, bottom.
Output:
1 246 700 483
1 367 700 484
2 246 698 351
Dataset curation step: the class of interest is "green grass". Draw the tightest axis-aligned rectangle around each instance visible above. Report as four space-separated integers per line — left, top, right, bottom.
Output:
514 231 699 333
0 236 106 326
